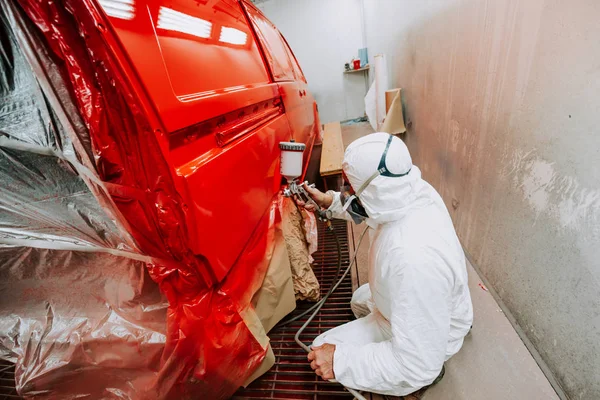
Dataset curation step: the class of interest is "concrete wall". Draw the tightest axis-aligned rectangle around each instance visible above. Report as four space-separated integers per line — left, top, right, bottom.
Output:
257 0 367 123
361 0 599 398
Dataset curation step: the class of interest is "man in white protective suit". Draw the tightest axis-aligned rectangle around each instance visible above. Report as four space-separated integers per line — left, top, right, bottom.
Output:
296 132 473 397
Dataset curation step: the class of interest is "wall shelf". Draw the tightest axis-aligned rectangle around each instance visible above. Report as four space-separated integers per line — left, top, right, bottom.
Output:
344 65 370 73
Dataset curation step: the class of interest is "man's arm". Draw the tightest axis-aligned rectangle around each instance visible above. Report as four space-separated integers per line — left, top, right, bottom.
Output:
332 255 451 396
324 190 355 222
295 184 354 222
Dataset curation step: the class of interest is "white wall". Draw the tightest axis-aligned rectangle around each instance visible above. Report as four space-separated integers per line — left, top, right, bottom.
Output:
360 0 600 398
257 0 366 123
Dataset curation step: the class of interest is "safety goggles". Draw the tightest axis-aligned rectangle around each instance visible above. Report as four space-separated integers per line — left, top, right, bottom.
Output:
340 135 411 224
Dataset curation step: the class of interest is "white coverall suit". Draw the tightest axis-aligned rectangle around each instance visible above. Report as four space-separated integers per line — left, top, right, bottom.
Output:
313 133 473 397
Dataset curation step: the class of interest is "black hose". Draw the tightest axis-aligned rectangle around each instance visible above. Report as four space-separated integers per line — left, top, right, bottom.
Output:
292 225 369 400
276 221 341 328
293 225 368 349
276 199 369 399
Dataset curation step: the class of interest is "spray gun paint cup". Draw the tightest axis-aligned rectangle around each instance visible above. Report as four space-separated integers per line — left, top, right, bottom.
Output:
279 141 306 183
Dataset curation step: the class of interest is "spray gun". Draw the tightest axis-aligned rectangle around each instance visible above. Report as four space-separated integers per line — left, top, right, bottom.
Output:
279 141 331 221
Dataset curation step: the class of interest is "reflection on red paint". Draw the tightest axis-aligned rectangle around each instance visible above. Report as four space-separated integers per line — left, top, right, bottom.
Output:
219 26 247 45
157 7 212 38
98 0 135 20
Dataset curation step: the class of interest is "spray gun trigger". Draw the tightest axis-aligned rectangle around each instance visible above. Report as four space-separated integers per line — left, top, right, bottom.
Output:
283 180 330 221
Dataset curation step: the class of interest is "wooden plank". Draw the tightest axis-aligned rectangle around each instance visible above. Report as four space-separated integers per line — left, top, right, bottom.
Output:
319 122 344 177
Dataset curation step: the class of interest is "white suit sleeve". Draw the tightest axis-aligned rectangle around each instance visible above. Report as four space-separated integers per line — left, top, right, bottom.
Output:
325 191 354 221
332 252 451 396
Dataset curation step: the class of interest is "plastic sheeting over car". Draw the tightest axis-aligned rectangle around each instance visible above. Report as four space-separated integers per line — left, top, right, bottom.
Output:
0 1 305 398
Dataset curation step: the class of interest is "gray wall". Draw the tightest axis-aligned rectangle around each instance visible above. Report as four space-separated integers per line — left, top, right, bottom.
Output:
363 0 599 398
257 0 367 123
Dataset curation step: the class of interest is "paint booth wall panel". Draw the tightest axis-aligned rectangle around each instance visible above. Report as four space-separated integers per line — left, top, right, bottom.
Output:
362 0 600 398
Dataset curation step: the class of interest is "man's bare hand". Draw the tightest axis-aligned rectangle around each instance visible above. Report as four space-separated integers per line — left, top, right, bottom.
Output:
307 343 336 380
294 183 333 211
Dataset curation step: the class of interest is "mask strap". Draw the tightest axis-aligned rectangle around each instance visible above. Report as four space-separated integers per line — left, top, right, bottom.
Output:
378 135 412 178
352 135 412 197
355 170 380 197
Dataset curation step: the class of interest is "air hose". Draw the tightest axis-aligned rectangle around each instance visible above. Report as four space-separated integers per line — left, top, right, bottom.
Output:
276 221 343 328
284 221 370 400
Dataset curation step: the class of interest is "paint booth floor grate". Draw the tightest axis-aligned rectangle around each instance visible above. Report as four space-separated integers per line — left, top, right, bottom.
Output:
233 219 355 399
0 360 18 400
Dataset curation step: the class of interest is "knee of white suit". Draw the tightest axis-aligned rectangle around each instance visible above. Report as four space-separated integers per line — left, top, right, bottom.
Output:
350 283 372 318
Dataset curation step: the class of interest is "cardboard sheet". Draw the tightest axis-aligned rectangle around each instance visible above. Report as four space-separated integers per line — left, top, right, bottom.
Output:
251 228 296 333
382 89 407 135
243 229 296 386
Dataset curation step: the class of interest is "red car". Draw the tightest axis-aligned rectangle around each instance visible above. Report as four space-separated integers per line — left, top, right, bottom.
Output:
0 0 320 398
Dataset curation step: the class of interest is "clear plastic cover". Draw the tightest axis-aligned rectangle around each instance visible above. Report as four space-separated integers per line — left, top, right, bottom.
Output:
0 1 289 398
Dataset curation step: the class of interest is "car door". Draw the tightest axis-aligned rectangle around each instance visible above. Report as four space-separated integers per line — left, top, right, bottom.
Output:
101 0 294 281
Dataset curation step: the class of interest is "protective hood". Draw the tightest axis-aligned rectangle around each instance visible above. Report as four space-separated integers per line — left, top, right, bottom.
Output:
342 132 434 225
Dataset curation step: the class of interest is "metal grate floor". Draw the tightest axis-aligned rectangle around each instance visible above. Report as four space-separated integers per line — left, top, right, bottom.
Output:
0 360 18 400
234 219 355 400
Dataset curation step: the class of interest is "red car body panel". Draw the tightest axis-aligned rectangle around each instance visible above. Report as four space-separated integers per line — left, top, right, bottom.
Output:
101 0 318 281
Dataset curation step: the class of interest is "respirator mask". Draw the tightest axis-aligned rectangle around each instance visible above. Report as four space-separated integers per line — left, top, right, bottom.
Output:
340 134 411 224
